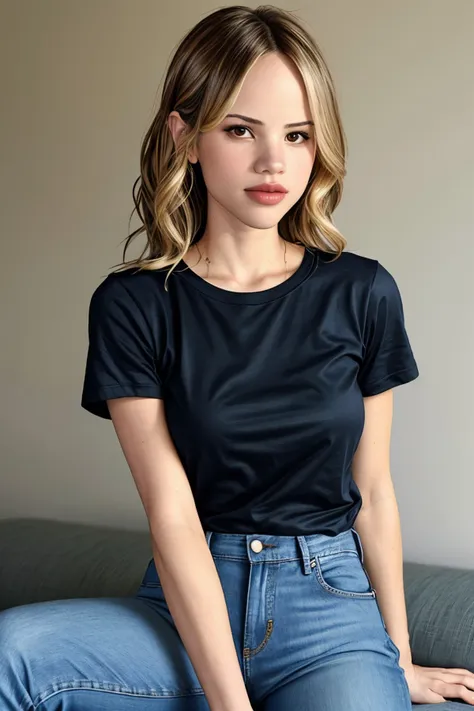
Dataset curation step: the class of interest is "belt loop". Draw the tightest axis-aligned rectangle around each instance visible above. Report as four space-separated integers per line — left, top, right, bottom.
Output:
351 527 364 565
296 535 312 575
205 531 213 547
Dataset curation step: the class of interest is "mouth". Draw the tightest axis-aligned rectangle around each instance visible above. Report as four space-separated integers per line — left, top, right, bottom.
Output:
245 184 288 194
244 189 288 205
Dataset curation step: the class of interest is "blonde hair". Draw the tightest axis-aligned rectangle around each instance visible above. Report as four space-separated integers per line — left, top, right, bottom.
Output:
111 4 347 289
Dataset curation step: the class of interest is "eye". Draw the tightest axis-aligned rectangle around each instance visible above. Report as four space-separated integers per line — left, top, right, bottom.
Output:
224 125 311 144
287 131 311 144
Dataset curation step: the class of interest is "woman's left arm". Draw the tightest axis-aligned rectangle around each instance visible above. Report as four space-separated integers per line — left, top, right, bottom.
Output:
352 389 474 706
352 389 411 666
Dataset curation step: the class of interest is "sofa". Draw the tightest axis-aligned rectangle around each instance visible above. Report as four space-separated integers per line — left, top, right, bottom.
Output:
0 517 472 709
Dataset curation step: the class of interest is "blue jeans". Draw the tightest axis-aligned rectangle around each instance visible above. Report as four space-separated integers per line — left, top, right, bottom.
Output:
0 527 412 710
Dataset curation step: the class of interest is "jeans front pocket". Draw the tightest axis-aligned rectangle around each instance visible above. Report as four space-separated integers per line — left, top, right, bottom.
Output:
313 548 376 599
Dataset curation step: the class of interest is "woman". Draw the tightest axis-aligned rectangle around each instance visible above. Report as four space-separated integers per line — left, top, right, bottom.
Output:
1 5 473 710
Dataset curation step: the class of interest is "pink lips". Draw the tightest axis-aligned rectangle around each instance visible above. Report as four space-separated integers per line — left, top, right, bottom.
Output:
245 183 288 205
245 189 287 205
246 183 288 193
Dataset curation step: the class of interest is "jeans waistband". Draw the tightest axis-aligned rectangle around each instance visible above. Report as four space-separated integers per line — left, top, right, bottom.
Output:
204 528 363 576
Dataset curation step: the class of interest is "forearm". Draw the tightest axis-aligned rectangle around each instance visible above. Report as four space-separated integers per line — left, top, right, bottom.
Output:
353 493 413 670
151 522 253 711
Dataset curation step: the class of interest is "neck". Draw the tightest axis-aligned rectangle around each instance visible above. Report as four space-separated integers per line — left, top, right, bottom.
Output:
196 237 289 282
183 236 306 292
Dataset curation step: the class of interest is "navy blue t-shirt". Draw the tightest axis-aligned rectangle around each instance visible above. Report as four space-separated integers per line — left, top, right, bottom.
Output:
81 246 419 535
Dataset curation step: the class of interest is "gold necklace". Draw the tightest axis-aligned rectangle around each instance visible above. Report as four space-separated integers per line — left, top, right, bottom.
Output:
194 239 289 283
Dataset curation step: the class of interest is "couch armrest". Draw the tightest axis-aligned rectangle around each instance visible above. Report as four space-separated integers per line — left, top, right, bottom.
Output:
0 518 152 610
403 560 474 671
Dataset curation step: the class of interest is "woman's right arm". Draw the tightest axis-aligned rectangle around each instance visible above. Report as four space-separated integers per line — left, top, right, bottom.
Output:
107 395 253 711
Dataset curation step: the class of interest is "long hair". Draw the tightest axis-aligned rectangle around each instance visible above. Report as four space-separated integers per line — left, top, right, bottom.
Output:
111 5 347 289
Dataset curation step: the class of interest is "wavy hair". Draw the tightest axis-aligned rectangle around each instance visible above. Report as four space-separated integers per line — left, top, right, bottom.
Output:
110 4 347 288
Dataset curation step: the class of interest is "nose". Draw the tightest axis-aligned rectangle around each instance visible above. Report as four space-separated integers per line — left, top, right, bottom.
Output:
253 141 286 176
254 156 285 176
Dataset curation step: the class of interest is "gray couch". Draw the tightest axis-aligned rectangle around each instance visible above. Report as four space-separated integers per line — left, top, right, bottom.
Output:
0 518 472 709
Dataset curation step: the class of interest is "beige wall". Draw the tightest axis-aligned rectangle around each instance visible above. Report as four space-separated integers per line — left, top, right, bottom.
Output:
1 0 473 566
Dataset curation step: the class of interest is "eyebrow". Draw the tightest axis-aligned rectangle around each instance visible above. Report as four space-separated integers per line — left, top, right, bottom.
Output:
225 113 314 128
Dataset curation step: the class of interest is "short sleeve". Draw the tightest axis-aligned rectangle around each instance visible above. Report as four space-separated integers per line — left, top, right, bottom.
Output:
81 275 164 420
357 262 419 397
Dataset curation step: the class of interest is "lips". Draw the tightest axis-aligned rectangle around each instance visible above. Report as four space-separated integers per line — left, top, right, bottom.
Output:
245 190 287 205
245 184 288 193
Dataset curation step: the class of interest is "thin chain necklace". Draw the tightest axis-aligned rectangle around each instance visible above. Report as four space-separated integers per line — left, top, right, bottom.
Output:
194 239 289 283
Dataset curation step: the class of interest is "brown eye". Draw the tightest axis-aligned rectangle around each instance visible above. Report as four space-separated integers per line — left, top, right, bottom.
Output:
287 132 310 144
224 125 310 143
224 126 252 138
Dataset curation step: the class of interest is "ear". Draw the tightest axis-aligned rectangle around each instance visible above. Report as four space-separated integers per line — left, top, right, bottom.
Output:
167 111 199 164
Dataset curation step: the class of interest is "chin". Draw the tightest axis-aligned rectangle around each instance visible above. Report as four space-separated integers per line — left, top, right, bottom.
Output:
237 216 283 230
233 203 289 226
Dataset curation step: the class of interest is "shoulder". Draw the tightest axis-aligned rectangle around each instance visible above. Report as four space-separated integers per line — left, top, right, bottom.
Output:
316 248 376 277
90 265 170 307
87 265 172 329
316 248 397 293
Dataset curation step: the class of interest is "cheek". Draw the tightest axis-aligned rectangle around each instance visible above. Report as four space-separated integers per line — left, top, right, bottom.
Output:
293 154 316 191
294 144 316 172
199 147 244 190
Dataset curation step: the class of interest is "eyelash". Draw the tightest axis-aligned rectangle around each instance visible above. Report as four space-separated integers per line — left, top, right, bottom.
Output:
224 124 311 143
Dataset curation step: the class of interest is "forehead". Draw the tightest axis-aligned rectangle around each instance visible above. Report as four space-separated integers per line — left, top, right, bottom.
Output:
228 54 311 122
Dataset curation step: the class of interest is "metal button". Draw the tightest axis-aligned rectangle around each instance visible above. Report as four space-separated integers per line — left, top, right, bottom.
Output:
250 539 263 553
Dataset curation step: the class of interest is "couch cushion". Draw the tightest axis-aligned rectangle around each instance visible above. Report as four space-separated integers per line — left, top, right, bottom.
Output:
403 560 474 674
0 518 151 610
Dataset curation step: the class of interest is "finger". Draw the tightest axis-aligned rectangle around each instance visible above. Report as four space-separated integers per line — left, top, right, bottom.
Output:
446 668 474 677
437 681 474 704
428 667 474 676
422 667 474 683
458 686 474 706
434 671 474 689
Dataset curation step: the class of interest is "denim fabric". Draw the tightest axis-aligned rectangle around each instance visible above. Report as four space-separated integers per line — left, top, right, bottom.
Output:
0 527 412 710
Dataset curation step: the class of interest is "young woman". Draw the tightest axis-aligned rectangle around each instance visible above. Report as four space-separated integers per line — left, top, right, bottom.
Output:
2 5 474 710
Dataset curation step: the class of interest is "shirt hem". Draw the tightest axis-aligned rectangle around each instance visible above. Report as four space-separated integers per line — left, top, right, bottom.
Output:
359 365 419 397
81 383 164 419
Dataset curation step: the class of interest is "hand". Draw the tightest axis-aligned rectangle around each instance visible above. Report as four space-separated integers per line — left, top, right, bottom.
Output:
403 662 474 705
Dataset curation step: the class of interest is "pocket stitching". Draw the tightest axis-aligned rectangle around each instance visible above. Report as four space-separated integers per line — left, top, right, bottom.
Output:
314 551 376 599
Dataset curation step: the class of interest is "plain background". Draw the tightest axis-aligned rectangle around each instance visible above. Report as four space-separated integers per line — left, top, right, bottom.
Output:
1 0 473 567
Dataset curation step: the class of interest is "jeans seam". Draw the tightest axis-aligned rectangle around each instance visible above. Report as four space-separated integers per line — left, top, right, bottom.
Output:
317 549 359 560
34 681 205 707
211 553 299 562
243 619 274 659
